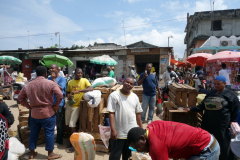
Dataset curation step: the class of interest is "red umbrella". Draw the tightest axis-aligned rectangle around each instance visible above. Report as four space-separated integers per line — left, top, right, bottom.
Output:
187 53 212 67
206 51 240 62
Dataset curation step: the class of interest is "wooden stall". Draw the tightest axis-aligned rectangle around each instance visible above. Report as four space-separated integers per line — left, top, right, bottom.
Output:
163 83 203 127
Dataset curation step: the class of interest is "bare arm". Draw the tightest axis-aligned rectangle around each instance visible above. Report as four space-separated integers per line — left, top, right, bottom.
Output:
136 113 143 128
109 112 117 140
137 73 147 86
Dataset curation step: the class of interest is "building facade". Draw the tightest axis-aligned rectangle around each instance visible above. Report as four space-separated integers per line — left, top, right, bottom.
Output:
184 9 240 56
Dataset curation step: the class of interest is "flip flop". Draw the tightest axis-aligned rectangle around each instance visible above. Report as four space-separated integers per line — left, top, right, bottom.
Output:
29 152 38 159
47 154 62 159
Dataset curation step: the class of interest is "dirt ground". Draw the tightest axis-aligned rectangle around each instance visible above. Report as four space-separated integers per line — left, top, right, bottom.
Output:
7 99 161 160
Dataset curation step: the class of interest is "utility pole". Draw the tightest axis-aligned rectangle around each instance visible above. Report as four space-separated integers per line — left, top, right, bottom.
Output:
186 13 189 56
28 30 29 49
122 20 127 46
55 32 60 48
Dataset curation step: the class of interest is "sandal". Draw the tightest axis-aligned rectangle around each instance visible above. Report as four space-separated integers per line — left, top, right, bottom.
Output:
47 154 62 159
66 147 75 153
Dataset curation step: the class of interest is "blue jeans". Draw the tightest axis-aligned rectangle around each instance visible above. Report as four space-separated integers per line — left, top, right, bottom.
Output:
29 115 56 151
141 94 156 121
189 136 220 160
56 106 64 144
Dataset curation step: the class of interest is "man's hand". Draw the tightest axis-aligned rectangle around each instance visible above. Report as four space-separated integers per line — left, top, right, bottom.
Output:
71 90 79 94
53 105 58 112
51 72 57 79
67 94 72 100
184 107 190 112
143 72 148 79
111 129 118 140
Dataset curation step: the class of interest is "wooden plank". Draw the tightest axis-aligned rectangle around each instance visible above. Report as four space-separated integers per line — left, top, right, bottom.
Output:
19 121 28 128
176 91 181 105
168 91 176 104
19 110 29 116
19 115 29 121
183 84 198 93
181 91 188 106
87 105 93 132
78 101 83 131
93 106 100 132
110 84 121 94
188 92 197 107
100 107 108 114
81 101 88 131
99 99 105 125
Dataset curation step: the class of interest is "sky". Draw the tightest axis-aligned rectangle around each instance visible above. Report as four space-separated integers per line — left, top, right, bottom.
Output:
0 0 239 58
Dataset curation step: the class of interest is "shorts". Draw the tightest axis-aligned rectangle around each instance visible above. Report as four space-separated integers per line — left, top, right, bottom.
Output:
65 104 80 127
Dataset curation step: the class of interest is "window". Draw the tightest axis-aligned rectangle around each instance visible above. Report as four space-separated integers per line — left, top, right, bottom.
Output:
211 20 222 31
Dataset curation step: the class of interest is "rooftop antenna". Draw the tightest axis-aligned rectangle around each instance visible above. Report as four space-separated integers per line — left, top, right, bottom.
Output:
122 20 127 46
88 37 90 45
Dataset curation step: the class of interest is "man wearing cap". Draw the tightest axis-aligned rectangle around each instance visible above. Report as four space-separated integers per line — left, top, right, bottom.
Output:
0 95 14 127
185 75 240 160
160 66 179 83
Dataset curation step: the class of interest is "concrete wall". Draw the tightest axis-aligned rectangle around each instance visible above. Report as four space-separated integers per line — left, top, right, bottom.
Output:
189 18 240 46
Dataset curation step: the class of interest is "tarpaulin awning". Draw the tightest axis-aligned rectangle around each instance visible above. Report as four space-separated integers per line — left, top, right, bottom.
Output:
170 59 184 66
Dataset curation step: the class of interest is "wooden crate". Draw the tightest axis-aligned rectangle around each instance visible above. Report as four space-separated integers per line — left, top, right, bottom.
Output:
94 86 111 107
169 83 198 107
78 98 105 140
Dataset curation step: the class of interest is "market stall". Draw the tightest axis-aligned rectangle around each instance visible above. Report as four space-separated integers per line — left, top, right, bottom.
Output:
206 51 240 90
0 56 22 99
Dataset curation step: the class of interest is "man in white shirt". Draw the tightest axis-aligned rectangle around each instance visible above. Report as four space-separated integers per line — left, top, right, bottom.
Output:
107 77 143 160
195 75 208 94
58 67 65 77
219 63 231 89
160 66 179 83
129 65 138 85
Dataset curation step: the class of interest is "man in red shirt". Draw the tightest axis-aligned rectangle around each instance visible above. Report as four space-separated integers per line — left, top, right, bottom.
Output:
18 66 63 159
127 121 220 160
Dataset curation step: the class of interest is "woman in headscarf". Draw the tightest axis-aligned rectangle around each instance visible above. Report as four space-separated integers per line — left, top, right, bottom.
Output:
0 114 10 160
185 75 240 160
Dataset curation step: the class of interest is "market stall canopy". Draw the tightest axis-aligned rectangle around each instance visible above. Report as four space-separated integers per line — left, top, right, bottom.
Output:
0 56 22 65
90 55 118 65
187 53 212 67
39 55 73 68
171 59 184 66
206 51 240 63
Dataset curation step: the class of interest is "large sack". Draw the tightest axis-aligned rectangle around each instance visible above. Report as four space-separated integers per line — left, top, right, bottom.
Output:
83 90 101 108
92 77 116 88
8 137 26 160
70 132 96 160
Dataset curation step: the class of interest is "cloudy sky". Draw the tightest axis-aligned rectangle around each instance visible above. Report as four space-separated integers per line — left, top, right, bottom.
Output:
0 0 239 58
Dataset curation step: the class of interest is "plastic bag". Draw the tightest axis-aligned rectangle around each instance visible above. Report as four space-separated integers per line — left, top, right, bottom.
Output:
98 125 111 148
92 77 116 88
132 152 152 160
16 72 24 83
156 99 162 116
83 90 101 108
70 132 96 160
8 137 26 160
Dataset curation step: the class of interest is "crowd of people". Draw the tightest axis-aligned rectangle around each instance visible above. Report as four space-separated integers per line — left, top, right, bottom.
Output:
0 62 239 160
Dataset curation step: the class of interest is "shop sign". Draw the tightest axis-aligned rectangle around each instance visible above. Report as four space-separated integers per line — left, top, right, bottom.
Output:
131 49 149 52
29 53 45 58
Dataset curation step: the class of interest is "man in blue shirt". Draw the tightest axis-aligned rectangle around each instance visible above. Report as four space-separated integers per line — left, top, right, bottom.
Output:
138 63 161 124
48 64 66 146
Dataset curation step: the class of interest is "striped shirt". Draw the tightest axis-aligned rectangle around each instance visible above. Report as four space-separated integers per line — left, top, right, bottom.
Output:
18 76 63 119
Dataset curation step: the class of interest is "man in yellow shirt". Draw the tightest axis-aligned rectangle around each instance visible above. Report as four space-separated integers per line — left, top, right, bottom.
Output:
65 68 93 152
